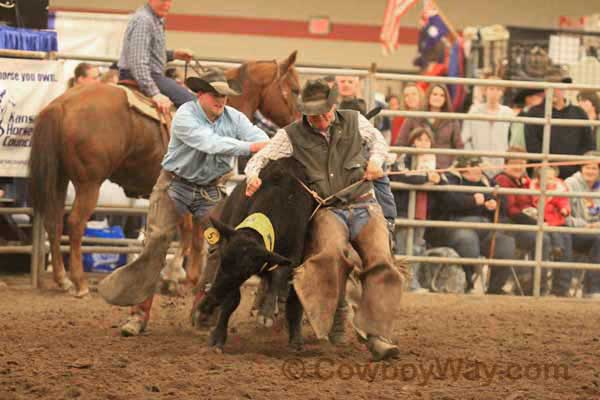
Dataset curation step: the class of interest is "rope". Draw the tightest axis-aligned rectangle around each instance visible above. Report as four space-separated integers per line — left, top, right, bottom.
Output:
294 177 371 221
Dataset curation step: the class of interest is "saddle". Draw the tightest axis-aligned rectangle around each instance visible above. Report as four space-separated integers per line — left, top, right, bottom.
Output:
113 80 175 149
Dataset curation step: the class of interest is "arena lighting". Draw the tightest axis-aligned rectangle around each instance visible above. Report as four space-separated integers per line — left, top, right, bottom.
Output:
308 16 330 35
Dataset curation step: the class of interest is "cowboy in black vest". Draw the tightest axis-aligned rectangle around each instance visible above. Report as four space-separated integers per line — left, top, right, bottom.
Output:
245 79 405 361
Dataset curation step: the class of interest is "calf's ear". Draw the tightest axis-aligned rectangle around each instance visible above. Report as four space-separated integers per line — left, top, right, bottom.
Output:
209 217 236 240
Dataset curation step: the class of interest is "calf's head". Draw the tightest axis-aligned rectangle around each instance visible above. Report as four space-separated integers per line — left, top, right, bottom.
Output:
203 217 292 306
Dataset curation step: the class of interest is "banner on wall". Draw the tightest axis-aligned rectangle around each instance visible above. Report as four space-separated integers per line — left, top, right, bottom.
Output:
0 58 65 177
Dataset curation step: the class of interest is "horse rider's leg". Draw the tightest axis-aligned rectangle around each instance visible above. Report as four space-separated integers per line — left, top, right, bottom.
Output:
183 217 206 288
152 73 196 108
119 170 180 336
293 209 353 340
66 182 101 298
44 177 73 290
350 202 406 361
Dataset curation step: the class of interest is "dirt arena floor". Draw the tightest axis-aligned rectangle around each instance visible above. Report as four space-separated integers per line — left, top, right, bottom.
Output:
0 272 599 400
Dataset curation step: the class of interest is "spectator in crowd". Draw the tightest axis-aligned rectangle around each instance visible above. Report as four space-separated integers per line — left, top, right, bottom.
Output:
390 84 425 146
461 77 514 171
494 146 552 294
336 75 361 101
529 165 574 296
509 89 544 148
118 0 195 113
525 73 595 179
397 83 463 169
390 126 440 292
577 91 600 150
387 94 401 144
67 62 100 88
425 155 515 294
565 153 600 298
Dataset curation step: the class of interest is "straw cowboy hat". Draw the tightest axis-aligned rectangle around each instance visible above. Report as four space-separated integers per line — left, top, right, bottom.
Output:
185 68 240 96
298 79 339 115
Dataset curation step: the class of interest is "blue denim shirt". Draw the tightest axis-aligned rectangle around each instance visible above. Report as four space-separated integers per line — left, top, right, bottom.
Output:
162 101 268 185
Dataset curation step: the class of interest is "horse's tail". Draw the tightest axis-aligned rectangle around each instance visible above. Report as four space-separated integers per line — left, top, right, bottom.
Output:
28 104 64 218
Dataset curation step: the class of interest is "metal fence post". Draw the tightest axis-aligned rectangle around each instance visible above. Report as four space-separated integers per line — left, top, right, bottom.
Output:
30 210 46 288
533 88 553 297
405 156 418 258
364 63 377 112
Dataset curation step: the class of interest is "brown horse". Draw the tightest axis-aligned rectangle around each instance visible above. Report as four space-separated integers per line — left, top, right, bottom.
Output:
28 51 300 297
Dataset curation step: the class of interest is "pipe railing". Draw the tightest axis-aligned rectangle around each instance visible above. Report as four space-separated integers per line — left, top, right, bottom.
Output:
4 51 600 296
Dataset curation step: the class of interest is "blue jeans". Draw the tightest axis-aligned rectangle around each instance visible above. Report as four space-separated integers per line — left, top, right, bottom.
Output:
167 177 224 219
444 216 516 293
510 231 551 293
572 234 600 294
119 70 196 108
331 199 377 241
549 232 573 295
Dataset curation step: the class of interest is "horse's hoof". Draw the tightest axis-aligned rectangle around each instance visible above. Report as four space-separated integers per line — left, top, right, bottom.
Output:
58 278 74 292
70 287 90 299
212 346 224 354
120 314 148 337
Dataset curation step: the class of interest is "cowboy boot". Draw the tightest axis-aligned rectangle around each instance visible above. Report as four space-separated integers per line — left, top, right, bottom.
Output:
366 335 401 362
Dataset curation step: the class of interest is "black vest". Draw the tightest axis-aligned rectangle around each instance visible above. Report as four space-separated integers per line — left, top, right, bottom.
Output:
285 110 372 205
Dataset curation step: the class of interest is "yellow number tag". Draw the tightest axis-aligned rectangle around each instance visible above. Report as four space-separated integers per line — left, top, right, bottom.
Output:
204 227 220 245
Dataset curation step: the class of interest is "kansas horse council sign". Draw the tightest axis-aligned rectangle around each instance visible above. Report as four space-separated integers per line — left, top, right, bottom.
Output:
0 58 64 177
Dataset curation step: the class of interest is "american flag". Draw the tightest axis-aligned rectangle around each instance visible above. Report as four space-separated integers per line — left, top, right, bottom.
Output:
380 0 418 55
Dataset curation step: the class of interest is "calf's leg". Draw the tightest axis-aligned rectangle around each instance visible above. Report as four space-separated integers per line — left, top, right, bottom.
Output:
208 288 241 352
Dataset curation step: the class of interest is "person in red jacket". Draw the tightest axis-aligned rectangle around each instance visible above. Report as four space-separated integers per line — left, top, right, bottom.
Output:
494 147 552 294
529 165 574 296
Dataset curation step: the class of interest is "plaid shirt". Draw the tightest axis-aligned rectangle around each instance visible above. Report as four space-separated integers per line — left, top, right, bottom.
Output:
245 112 388 181
118 4 174 97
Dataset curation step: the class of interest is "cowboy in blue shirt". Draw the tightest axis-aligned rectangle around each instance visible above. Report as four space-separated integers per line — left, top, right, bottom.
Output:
102 68 269 336
118 0 196 113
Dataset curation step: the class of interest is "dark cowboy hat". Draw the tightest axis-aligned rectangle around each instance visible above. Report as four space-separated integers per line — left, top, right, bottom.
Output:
298 79 339 115
512 88 544 106
185 68 240 96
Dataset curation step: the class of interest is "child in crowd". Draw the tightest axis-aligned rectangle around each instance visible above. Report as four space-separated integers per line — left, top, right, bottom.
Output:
390 127 440 292
529 165 574 296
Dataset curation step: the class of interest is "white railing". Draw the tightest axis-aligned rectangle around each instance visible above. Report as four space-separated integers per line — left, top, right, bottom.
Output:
1 50 600 297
